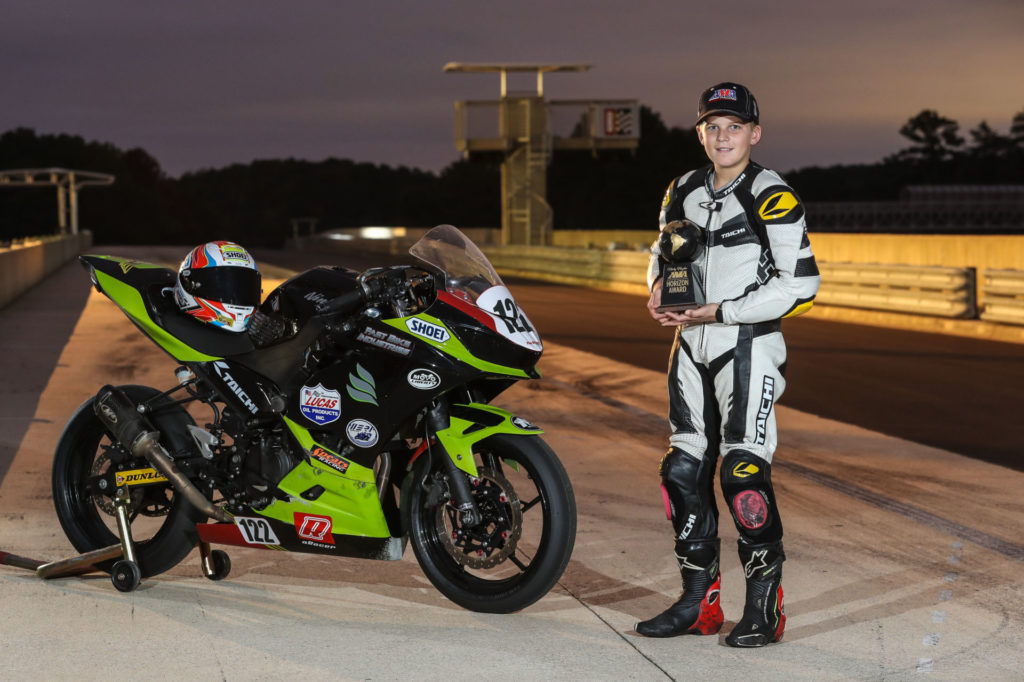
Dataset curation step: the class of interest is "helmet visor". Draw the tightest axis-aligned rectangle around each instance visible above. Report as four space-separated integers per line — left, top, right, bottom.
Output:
183 267 262 306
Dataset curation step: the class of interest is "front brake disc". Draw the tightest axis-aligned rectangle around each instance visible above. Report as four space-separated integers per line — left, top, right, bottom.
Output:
436 466 524 569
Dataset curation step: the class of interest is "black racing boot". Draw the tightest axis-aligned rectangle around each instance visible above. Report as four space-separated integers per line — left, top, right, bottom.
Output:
635 539 723 637
726 541 786 647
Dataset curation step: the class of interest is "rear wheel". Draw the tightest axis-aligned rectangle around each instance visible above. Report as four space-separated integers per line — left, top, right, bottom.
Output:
52 385 206 578
407 434 576 613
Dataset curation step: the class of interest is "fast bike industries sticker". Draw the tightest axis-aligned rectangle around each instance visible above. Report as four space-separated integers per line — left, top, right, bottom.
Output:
234 516 281 545
299 383 341 425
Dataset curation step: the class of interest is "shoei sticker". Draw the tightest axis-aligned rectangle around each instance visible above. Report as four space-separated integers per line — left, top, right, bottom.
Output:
407 369 441 390
406 317 450 343
475 286 543 351
346 419 379 448
219 243 252 264
300 383 341 425
234 516 281 546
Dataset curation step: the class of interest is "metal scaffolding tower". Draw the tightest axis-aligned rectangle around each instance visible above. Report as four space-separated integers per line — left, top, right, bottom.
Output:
446 63 639 245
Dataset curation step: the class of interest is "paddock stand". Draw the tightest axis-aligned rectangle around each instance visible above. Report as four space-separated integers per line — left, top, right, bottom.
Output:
0 488 231 592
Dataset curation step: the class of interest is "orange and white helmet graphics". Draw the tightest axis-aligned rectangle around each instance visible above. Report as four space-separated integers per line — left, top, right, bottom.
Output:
173 241 261 333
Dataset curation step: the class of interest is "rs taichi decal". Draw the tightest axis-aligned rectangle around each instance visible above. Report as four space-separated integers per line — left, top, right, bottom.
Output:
758 191 799 221
755 376 774 445
213 361 259 415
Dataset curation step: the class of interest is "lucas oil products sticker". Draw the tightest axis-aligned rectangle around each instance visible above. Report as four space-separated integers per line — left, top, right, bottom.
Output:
299 383 341 425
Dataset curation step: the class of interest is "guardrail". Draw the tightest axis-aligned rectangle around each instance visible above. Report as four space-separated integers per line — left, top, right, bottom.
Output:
816 262 977 318
980 269 1024 325
481 245 1024 327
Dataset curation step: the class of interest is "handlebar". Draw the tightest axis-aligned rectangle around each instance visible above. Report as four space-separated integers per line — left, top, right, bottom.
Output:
317 288 365 316
316 266 436 320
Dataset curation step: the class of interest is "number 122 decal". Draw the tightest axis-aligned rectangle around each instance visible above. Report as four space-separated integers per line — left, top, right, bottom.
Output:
476 285 543 350
234 516 281 545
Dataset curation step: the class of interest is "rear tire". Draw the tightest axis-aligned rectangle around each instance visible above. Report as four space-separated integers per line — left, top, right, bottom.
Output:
52 385 206 578
407 434 576 613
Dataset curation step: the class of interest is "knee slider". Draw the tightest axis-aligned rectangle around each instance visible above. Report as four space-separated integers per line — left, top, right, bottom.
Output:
721 450 782 543
659 447 717 540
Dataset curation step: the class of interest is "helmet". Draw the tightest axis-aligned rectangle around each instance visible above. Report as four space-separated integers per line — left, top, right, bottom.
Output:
173 241 261 333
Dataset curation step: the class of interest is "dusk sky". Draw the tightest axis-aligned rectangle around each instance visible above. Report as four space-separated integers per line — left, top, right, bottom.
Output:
3 1 1022 177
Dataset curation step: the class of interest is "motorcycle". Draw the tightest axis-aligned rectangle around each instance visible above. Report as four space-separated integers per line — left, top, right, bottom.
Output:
52 224 576 613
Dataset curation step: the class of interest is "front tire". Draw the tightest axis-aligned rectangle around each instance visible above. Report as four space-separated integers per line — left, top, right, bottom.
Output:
52 385 206 578
407 434 576 613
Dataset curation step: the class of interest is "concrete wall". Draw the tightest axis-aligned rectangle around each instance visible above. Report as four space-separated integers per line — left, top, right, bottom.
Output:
296 228 1023 271
552 231 1024 270
810 234 1024 270
0 232 93 310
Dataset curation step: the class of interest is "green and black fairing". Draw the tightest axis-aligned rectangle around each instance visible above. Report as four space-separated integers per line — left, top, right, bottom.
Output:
77 240 550 556
80 255 252 362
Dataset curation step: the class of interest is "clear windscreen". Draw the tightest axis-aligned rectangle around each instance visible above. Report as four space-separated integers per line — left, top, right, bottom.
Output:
409 225 542 352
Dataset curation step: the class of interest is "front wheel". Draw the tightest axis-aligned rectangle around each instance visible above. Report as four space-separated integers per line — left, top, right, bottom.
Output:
407 434 576 613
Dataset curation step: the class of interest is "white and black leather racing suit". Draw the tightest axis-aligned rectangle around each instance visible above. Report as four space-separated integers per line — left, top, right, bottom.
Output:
645 161 820 638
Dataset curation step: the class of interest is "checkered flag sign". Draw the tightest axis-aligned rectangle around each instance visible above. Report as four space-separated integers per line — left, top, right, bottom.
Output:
602 107 635 136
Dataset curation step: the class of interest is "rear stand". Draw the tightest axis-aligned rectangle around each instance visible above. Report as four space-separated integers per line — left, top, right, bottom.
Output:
1 487 231 591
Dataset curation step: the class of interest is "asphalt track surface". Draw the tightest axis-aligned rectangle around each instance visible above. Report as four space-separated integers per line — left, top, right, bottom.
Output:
253 248 1024 472
2 248 1023 681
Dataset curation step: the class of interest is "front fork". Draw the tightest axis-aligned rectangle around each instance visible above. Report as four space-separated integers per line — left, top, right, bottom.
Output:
427 402 482 527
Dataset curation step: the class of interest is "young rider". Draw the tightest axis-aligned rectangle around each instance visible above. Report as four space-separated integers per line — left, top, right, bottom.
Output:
636 82 820 647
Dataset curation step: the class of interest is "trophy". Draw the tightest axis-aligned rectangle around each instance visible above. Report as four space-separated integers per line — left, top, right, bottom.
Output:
656 220 706 313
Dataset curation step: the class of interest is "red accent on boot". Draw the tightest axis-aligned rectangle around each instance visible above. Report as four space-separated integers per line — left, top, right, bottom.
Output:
692 574 724 635
772 584 786 642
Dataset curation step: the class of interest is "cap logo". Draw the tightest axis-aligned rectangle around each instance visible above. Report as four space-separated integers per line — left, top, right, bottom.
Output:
708 88 737 102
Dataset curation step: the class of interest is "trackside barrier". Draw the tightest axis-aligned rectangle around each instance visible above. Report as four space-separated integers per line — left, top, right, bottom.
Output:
0 232 93 310
302 235 1020 327
979 269 1024 325
481 245 1001 322
815 262 977 318
483 245 649 291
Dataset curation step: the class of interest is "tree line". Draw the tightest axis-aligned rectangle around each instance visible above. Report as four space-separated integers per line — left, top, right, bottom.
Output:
2 106 1022 245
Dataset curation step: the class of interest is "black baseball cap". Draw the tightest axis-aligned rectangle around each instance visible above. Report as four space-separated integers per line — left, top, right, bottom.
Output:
696 82 759 125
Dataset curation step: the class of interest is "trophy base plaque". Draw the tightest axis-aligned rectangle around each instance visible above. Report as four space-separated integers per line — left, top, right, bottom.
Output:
656 262 705 313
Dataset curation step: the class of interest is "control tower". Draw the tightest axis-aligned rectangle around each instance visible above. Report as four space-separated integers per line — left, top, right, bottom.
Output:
445 63 639 245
